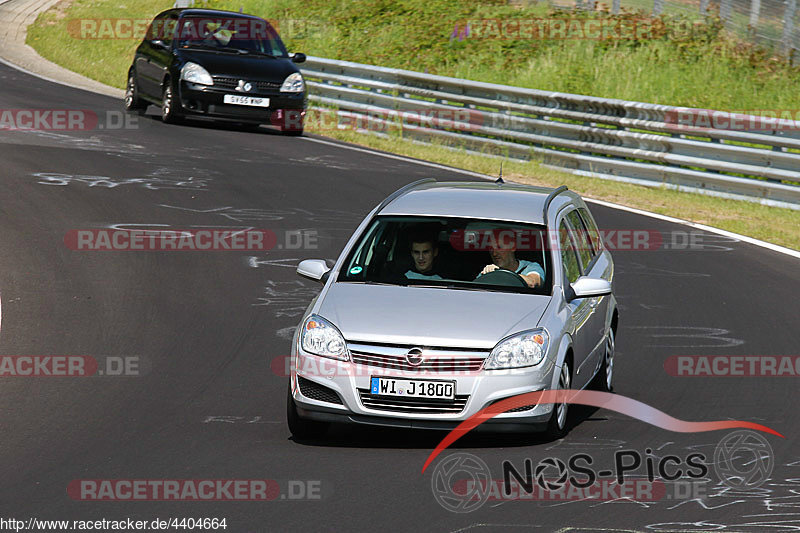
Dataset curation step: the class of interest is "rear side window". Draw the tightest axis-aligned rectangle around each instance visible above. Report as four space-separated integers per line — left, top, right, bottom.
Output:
578 207 603 253
559 220 581 284
566 210 594 269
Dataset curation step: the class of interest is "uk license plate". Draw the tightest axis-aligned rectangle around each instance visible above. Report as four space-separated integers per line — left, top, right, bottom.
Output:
370 377 455 399
223 95 270 107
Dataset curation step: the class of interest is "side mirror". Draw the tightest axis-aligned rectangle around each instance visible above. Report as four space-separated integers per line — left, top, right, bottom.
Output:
291 52 306 63
566 277 612 302
297 259 330 283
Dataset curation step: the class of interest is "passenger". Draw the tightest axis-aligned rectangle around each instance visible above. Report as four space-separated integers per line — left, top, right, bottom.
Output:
478 241 544 288
405 230 443 281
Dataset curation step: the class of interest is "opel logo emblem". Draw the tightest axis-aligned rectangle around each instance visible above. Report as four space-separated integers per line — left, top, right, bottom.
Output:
236 80 252 92
406 348 424 366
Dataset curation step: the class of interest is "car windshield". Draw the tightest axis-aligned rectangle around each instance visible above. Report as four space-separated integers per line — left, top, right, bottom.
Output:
339 216 552 295
175 16 288 56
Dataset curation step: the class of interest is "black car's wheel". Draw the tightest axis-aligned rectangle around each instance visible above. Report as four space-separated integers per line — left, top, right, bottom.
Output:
161 81 181 124
124 71 147 112
287 386 329 440
544 359 571 440
597 328 615 392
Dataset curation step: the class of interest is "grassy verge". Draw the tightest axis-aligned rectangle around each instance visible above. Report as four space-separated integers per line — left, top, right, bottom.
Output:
25 0 800 249
28 0 800 108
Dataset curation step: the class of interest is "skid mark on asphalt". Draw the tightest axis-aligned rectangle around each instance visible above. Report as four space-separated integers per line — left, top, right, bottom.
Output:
33 171 209 190
627 326 744 348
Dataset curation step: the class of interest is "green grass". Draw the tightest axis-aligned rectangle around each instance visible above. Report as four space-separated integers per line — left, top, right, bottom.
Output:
28 0 800 108
25 0 800 249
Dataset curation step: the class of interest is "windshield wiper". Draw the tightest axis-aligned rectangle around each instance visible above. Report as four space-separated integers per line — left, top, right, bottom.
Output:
182 44 250 54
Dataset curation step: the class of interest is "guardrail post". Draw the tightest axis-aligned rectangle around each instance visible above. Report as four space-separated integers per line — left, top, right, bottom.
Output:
699 0 709 14
749 0 761 28
653 0 664 16
720 0 733 24
612 0 621 14
782 0 797 54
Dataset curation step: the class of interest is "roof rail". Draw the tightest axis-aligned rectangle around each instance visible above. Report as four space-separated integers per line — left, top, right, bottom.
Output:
376 178 436 212
542 185 569 222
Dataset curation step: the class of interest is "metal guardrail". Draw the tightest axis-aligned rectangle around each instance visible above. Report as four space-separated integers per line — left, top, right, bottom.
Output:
300 56 800 209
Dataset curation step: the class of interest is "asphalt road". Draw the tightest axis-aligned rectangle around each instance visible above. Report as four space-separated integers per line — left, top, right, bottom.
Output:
0 60 799 533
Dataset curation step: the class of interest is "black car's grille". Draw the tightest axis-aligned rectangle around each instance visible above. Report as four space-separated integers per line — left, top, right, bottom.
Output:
298 377 343 405
358 389 468 414
348 342 487 374
212 77 282 93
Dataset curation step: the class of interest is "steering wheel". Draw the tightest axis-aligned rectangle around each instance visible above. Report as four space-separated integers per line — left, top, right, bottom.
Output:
474 268 529 288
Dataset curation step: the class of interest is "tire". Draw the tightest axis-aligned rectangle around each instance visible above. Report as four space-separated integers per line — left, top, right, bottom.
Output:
544 359 571 440
124 71 147 112
287 386 329 440
160 81 181 124
597 328 615 392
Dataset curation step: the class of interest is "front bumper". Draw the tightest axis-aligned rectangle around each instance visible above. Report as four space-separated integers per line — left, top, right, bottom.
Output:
290 347 559 432
178 81 306 126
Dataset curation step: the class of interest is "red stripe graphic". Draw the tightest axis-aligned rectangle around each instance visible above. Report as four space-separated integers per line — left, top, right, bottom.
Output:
421 389 783 473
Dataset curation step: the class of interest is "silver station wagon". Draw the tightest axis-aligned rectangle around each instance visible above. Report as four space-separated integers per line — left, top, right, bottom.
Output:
287 180 618 440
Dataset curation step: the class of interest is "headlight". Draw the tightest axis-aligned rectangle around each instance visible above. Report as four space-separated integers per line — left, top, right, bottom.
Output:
280 72 305 93
301 314 349 361
485 329 550 369
181 62 213 86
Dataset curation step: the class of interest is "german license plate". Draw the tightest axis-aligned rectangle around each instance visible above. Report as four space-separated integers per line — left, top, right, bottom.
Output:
223 95 270 107
370 377 455 399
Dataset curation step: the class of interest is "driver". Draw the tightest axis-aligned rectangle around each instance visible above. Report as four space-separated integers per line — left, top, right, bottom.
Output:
478 240 544 289
405 230 443 281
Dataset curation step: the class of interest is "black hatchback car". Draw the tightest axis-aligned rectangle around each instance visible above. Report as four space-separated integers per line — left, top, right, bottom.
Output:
124 8 307 135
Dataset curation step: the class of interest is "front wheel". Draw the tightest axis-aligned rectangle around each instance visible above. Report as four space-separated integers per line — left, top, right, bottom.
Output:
287 387 329 440
597 329 615 392
544 360 571 440
161 82 181 124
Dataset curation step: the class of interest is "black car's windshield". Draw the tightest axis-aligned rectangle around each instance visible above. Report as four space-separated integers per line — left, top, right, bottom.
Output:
339 216 553 295
175 16 289 57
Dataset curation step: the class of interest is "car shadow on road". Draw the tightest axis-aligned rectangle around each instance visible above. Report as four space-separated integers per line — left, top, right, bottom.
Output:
289 403 609 449
134 109 288 136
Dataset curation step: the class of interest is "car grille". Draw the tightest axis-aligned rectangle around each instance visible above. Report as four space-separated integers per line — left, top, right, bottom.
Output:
298 376 343 405
357 389 469 414
348 342 487 374
212 77 282 93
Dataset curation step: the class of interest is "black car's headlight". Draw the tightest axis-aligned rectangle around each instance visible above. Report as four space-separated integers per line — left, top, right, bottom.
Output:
181 62 213 86
280 72 305 93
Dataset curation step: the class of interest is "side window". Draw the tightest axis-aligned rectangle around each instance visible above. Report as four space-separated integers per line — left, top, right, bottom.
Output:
578 207 603 254
161 15 179 47
559 220 581 284
566 210 593 269
146 16 165 42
